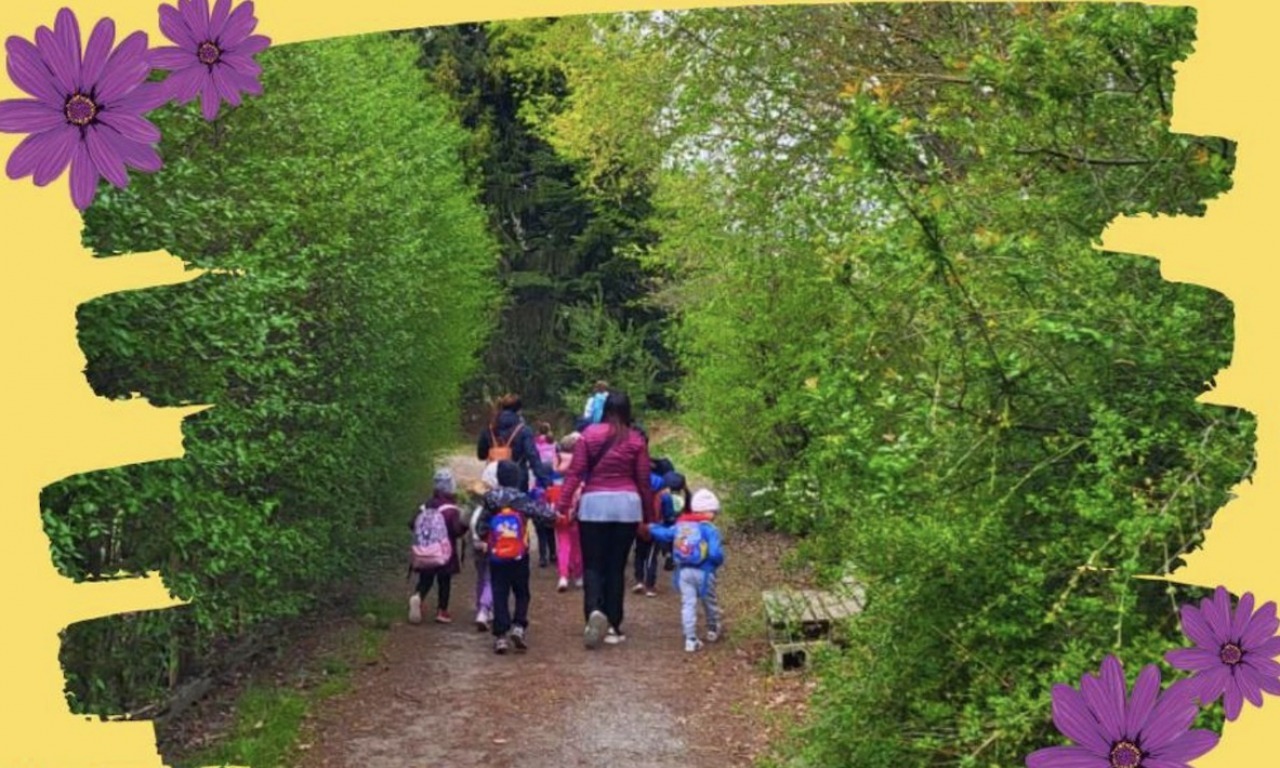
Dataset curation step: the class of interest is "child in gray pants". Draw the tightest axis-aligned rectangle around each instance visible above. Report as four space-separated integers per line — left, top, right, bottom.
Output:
646 488 726 652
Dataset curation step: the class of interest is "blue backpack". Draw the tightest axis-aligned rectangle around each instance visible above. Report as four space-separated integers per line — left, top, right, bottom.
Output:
487 507 529 562
672 521 709 567
587 392 607 424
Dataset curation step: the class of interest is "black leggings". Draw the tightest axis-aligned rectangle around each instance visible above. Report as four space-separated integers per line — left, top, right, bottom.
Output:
415 570 452 611
579 521 638 632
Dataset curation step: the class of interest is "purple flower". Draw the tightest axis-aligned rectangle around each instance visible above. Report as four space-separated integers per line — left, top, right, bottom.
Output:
151 0 270 121
1166 586 1280 720
1027 656 1217 768
0 8 165 210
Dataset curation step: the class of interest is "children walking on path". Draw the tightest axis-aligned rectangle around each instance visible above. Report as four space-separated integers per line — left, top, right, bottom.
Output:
408 469 468 624
473 460 558 654
644 488 725 652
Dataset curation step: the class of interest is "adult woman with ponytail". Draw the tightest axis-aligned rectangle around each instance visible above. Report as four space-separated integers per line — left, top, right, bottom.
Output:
556 390 655 648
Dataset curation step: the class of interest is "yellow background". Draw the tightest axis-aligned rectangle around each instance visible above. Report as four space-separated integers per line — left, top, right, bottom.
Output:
0 0 1273 765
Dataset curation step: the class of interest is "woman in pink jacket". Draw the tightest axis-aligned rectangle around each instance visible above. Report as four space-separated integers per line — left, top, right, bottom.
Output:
556 390 655 649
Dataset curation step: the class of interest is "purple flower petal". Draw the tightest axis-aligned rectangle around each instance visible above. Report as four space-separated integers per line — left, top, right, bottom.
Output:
1237 666 1266 707
80 18 114 92
1026 745 1105 768
1138 685 1197 751
95 30 149 104
208 0 233 40
1224 677 1244 720
1165 647 1220 671
1253 635 1280 659
220 51 262 78
6 36 64 105
1124 664 1160 736
1242 601 1279 647
117 138 161 172
150 45 197 70
5 125 72 182
163 66 205 104
1149 729 1219 763
1050 684 1109 754
1259 674 1280 696
0 99 64 132
199 75 221 120
1192 664 1232 704
1180 604 1218 649
97 109 160 143
85 124 128 187
34 22 76 96
113 82 171 112
53 7 84 89
227 32 269 56
1242 653 1280 678
181 0 211 41
1080 656 1125 738
158 4 197 49
1208 587 1233 638
32 125 76 185
218 1 257 47
220 64 262 96
68 140 99 210
210 65 243 106
1232 592 1256 638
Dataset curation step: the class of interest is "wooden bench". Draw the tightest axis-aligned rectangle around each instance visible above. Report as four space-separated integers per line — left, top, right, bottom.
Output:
762 587 865 672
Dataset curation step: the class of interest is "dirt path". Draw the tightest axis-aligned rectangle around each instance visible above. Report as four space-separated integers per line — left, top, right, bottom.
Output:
296 453 810 768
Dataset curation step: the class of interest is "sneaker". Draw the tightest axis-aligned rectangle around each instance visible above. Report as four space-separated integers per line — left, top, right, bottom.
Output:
705 629 720 643
685 637 704 653
632 583 646 594
435 609 453 624
574 578 584 589
494 636 509 655
557 578 569 593
605 628 627 645
663 557 675 572
645 589 658 598
408 594 422 625
475 609 491 633
584 610 608 649
511 626 528 651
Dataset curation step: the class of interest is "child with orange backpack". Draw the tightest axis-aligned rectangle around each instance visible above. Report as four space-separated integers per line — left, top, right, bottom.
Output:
472 460 558 654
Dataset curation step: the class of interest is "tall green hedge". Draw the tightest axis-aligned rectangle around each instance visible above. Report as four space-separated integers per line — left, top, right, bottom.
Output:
43 33 498 715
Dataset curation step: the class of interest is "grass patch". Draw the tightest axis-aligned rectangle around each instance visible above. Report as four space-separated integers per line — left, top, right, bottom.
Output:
185 686 308 768
181 595 403 767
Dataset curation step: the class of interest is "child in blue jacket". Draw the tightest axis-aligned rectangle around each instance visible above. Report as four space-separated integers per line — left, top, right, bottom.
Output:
644 488 725 652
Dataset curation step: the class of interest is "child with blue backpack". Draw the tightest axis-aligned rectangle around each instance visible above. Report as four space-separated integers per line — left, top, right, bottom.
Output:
643 488 725 652
472 460 558 654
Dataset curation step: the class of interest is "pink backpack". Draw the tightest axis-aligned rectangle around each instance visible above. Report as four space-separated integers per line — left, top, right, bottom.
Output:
410 504 455 571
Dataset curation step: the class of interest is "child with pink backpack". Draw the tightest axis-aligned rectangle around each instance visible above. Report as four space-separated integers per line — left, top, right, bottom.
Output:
407 469 468 624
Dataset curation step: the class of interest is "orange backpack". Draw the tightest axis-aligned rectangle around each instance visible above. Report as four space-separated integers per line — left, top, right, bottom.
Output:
487 423 523 463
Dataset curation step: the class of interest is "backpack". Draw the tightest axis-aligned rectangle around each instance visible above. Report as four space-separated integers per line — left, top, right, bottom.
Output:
672 521 709 567
587 392 607 424
487 507 529 562
488 423 523 463
410 504 454 571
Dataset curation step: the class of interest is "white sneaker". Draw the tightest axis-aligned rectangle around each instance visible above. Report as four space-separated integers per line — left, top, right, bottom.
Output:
706 629 719 643
557 577 569 592
685 638 704 653
408 594 422 624
584 610 608 649
605 628 627 645
475 609 491 632
632 583 646 594
574 578 584 589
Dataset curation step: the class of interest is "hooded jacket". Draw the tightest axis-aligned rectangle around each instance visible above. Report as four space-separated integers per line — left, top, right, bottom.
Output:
476 409 551 491
646 512 725 571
